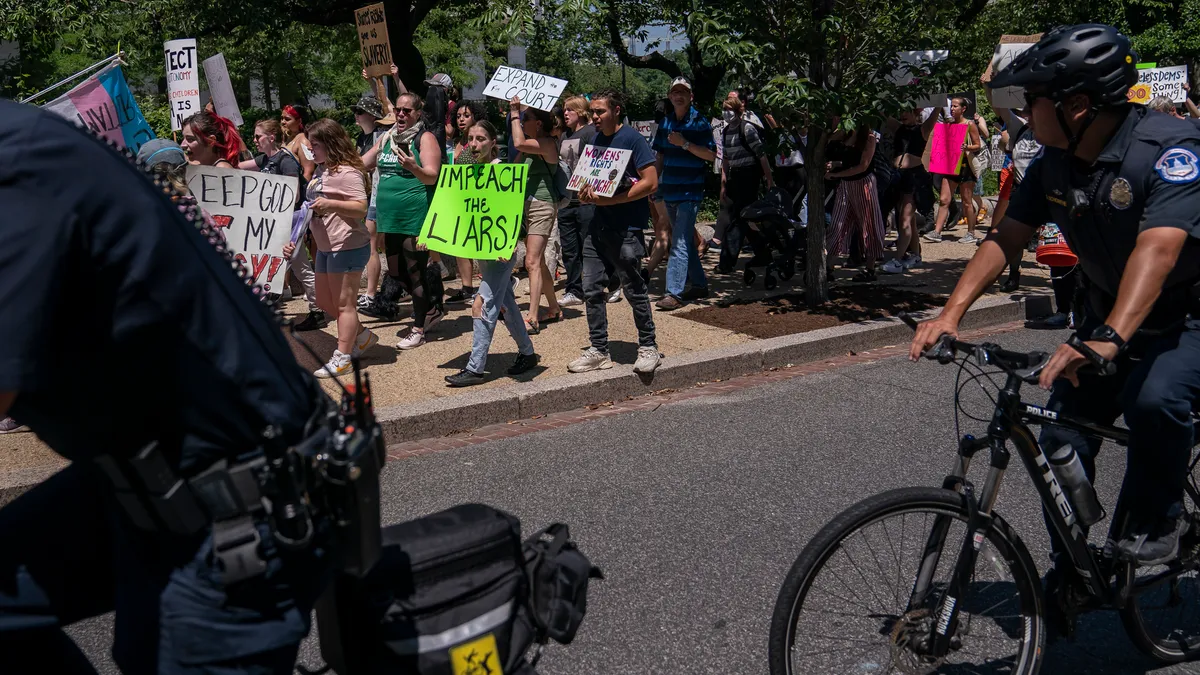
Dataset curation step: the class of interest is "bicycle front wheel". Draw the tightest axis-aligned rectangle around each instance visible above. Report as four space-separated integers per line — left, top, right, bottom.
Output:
768 487 1046 675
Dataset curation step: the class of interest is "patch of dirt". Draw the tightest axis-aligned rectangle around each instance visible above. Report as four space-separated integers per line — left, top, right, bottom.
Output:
682 285 943 339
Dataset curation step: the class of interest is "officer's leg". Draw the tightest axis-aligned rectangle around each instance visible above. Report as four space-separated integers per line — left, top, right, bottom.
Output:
0 464 114 673
1116 322 1200 562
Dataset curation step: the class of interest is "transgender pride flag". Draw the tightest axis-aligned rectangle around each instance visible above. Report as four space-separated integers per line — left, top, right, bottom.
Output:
42 63 156 153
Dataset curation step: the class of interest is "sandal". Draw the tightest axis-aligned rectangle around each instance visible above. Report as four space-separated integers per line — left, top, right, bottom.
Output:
539 310 563 324
852 269 877 282
524 318 541 335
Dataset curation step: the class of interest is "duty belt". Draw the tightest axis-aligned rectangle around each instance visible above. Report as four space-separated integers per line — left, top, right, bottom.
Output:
95 442 270 583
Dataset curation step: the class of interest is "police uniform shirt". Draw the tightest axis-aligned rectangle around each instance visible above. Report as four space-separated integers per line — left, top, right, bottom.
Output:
1006 106 1200 325
0 101 320 472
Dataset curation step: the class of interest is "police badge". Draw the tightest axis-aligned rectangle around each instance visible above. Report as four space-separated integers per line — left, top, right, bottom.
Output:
1109 177 1133 210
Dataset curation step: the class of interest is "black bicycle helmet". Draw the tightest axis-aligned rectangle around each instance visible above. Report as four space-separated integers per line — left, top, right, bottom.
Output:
990 23 1137 107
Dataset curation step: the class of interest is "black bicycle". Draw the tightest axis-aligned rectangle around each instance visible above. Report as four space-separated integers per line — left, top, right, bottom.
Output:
768 317 1200 674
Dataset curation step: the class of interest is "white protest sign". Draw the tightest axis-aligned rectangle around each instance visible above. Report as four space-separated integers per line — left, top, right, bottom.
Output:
1129 65 1189 104
185 165 298 293
988 35 1041 110
164 39 200 131
566 144 633 198
483 66 567 112
631 121 658 144
202 53 243 127
889 50 949 86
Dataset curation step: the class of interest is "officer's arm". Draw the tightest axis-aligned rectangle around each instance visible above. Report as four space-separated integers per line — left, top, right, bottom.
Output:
1105 228 1189 340
938 216 1037 325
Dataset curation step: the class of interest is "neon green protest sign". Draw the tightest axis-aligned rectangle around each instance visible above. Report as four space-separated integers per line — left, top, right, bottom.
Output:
418 163 528 260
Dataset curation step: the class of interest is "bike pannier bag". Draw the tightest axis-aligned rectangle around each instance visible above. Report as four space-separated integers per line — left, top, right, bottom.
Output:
522 523 604 645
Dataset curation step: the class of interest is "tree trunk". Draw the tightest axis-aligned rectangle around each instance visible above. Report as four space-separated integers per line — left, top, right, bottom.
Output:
804 127 829 306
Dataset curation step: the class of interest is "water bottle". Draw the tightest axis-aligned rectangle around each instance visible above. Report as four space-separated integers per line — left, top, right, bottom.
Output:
1048 443 1105 526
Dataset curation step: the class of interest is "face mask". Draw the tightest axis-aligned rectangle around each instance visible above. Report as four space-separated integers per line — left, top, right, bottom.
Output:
722 110 735 123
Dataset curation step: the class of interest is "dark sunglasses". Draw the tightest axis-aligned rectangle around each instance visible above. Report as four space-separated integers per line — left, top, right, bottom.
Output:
588 109 607 116
396 106 416 114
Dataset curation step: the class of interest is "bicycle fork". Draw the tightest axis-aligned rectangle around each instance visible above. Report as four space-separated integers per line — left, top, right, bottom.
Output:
906 433 1010 658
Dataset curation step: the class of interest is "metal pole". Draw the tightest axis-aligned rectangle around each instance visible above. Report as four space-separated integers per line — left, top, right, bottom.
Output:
20 52 122 104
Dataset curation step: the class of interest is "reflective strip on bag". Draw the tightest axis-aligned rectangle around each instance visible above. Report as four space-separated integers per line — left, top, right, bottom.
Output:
386 600 515 655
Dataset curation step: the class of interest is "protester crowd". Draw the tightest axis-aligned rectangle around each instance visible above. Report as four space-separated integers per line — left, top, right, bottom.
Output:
23 58 1198 408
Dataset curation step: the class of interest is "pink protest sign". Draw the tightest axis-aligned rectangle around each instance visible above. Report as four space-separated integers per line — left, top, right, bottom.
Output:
927 122 968 176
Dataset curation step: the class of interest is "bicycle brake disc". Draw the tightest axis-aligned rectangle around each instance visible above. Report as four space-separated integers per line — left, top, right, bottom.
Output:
889 608 946 675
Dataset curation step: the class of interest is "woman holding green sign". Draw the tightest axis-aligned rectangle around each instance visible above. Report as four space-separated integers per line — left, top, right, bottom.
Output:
509 95 563 335
361 91 445 350
445 121 541 387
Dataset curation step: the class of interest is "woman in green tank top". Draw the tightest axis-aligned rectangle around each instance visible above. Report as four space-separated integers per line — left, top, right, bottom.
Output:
508 96 562 333
362 92 445 349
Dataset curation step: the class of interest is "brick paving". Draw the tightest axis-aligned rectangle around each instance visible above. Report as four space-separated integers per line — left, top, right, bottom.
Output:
385 320 1027 460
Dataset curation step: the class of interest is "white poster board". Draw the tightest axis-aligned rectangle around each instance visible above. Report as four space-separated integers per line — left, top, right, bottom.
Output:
889 50 949 86
989 35 1041 110
185 165 298 293
202 53 243 126
164 39 200 131
483 66 568 112
631 121 658 144
566 144 632 198
1131 65 1189 104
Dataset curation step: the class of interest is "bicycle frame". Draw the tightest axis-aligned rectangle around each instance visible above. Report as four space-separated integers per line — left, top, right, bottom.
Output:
907 368 1141 658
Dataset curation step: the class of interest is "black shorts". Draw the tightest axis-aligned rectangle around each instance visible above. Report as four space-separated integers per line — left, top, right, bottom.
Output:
934 160 975 185
897 166 931 196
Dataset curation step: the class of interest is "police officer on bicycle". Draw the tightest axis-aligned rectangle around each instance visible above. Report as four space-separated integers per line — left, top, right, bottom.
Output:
0 101 337 673
911 24 1200 566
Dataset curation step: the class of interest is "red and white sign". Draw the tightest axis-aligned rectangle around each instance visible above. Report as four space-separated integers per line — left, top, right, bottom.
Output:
164 38 200 131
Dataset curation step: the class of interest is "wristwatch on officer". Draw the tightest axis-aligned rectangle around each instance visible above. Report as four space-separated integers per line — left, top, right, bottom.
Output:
682 141 691 151
1089 324 1127 354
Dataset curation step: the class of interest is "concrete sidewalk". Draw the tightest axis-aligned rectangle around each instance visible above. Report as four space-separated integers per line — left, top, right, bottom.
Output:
0 230 1051 496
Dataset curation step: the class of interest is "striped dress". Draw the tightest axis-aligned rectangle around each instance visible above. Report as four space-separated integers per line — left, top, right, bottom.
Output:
826 133 885 260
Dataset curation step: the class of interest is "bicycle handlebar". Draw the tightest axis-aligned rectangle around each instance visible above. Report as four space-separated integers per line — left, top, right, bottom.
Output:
898 313 1051 383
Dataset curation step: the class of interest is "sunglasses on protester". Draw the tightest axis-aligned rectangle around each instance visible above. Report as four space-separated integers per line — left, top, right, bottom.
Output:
395 106 416 115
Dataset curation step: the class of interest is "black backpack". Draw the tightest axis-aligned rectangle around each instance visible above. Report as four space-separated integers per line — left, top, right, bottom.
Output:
315 503 601 675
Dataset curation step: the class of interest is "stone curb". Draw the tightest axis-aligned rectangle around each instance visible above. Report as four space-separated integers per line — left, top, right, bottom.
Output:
376 295 1024 445
0 296 1024 506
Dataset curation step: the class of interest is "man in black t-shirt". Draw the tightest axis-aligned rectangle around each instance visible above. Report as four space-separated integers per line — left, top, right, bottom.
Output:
0 100 327 673
572 89 661 375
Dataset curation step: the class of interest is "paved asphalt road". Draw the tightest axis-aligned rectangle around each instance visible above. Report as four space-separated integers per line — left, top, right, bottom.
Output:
67 326 1200 674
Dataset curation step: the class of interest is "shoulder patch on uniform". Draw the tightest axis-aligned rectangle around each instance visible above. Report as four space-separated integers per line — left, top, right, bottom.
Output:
1154 147 1200 184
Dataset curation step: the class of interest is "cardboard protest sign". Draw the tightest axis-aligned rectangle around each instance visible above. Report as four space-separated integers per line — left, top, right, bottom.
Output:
566 144 633 198
418 164 529 260
355 3 392 79
202 53 243 126
185 165 298 293
926 122 969 175
1128 65 1188 104
988 35 1041 110
632 121 658 144
42 63 155 153
164 39 200 131
483 66 567 112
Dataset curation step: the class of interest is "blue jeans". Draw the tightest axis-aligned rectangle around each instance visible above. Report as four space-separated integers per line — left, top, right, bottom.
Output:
467 255 534 374
664 200 706 299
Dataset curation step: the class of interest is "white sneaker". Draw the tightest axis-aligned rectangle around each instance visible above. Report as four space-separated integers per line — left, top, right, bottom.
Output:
356 294 373 309
633 346 661 374
397 329 426 350
607 289 623 303
560 292 583 307
959 233 981 245
902 253 922 270
0 417 28 433
350 327 378 358
880 258 906 274
568 347 612 373
315 350 352 379
424 307 445 332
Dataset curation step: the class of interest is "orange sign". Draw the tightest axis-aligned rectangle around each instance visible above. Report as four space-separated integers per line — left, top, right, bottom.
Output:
1127 83 1151 104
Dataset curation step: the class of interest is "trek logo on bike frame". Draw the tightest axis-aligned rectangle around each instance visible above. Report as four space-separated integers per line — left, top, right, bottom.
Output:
1033 446 1086 542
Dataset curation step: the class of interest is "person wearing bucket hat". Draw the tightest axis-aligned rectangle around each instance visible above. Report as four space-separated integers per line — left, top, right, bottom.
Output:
912 23 1200 571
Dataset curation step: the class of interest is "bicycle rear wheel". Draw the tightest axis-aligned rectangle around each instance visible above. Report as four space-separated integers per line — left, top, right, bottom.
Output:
768 487 1046 675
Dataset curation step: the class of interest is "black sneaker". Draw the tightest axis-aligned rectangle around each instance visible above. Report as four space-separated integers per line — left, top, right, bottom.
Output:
293 311 328 331
360 298 398 321
999 273 1020 293
681 286 710 301
1117 505 1189 565
507 352 540 375
445 369 486 387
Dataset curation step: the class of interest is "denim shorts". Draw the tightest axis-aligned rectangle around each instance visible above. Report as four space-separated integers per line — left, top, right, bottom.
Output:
315 245 371 274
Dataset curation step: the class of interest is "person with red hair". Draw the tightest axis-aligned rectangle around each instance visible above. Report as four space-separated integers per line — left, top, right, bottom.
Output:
282 104 316 182
180 111 240 168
